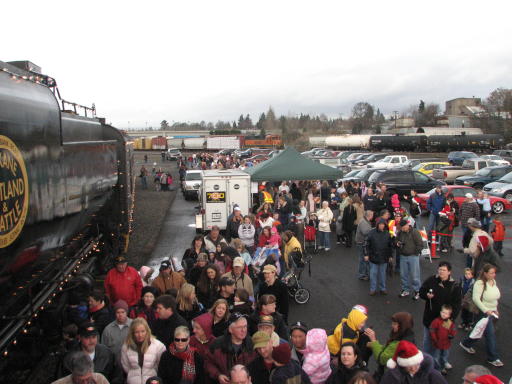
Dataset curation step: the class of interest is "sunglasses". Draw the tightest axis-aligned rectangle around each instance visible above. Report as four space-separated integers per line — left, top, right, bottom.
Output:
174 337 189 342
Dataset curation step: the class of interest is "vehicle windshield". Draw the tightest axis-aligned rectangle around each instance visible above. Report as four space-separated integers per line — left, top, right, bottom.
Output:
411 164 423 171
497 172 512 183
475 168 492 176
380 157 392 163
461 160 475 168
464 153 478 158
344 170 361 178
186 173 202 180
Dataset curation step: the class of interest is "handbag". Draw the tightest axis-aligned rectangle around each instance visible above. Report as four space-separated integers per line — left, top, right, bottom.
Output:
461 282 484 314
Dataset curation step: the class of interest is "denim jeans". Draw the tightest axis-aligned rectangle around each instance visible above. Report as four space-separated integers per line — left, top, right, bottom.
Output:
318 231 331 249
400 255 421 293
428 213 439 233
432 348 450 370
462 314 500 361
369 262 387 292
357 244 369 278
423 326 433 355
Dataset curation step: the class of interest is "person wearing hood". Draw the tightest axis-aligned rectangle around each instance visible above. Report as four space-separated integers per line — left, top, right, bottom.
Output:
139 266 155 287
327 342 368 384
283 230 303 270
302 328 332 384
364 312 415 380
381 340 446 384
364 218 393 296
151 259 186 295
190 312 216 360
227 206 244 242
327 305 368 357
418 261 461 355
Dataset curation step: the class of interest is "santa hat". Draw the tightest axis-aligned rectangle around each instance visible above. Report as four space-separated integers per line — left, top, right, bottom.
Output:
477 236 490 252
473 375 504 384
386 340 423 369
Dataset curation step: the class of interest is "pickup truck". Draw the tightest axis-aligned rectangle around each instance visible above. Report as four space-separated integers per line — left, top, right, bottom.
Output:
432 158 498 184
367 155 408 169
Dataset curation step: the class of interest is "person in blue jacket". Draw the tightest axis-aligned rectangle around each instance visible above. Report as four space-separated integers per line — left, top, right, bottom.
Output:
426 186 446 240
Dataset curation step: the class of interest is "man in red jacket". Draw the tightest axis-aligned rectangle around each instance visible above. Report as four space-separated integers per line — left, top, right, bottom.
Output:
104 255 142 307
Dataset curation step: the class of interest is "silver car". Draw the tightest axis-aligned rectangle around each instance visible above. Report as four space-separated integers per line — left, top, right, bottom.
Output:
483 170 512 202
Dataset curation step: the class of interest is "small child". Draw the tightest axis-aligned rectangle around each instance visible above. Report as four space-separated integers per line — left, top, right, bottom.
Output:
429 304 457 375
302 328 332 384
459 268 475 331
491 217 505 257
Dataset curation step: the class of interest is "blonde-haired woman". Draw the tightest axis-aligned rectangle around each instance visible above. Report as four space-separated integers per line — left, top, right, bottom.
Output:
176 283 204 327
209 298 230 337
121 318 166 384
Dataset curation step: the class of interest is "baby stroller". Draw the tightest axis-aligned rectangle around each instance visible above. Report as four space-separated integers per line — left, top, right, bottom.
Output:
304 214 318 253
281 248 312 304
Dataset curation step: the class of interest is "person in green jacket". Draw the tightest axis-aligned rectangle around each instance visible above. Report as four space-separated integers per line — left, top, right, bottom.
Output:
363 312 415 378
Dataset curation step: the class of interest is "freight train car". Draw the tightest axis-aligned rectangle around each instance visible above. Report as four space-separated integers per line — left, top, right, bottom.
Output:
325 135 371 149
184 137 206 149
0 60 134 382
242 134 283 149
370 135 428 151
151 136 167 150
427 134 504 152
206 135 241 150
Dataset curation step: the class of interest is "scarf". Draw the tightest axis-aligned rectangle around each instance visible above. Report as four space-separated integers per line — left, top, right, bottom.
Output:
169 344 197 383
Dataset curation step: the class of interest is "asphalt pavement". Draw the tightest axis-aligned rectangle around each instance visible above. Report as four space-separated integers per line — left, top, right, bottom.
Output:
156 195 512 383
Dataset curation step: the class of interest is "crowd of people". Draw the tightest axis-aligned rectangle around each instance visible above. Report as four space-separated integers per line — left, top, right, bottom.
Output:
51 166 508 384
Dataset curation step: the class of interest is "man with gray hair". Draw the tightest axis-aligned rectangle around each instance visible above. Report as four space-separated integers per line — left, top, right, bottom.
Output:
52 351 109 384
355 210 374 280
462 365 491 384
230 364 252 384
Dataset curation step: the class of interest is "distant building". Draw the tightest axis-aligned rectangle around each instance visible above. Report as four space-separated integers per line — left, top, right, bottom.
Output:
445 97 482 116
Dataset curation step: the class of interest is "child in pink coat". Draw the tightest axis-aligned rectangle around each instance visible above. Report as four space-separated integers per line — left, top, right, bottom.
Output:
302 328 332 384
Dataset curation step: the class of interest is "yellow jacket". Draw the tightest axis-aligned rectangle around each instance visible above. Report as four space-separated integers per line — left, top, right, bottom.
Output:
327 308 367 355
284 236 302 267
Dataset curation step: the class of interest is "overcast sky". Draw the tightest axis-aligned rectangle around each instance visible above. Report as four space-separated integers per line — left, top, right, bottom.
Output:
3 0 512 128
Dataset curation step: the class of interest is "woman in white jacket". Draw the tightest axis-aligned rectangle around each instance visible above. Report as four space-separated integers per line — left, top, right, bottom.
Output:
317 201 334 251
238 215 256 253
121 318 166 384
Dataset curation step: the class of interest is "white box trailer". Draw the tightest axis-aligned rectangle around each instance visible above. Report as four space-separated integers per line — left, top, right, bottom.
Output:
196 169 251 232
206 136 241 150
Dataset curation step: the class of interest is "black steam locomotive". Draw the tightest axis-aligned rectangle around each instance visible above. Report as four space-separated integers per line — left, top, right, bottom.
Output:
0 60 134 380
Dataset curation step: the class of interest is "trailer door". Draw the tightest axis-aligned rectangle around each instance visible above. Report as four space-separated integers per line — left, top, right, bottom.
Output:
227 177 250 216
204 178 228 230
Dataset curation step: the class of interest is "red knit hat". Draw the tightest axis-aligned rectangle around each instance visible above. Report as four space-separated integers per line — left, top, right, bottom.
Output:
477 236 490 252
387 340 423 369
473 375 504 384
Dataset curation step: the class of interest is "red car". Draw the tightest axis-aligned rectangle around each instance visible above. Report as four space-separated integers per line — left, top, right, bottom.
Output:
417 185 511 214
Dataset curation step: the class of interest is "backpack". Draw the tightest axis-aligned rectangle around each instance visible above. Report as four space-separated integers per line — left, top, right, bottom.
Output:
289 247 305 269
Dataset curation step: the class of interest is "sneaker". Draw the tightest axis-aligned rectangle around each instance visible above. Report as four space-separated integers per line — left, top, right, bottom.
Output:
444 362 452 370
413 291 420 301
399 290 410 298
488 359 504 367
369 291 377 296
459 342 475 354
325 248 330 251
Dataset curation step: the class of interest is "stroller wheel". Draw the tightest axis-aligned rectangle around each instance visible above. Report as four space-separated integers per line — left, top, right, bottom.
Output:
294 288 310 304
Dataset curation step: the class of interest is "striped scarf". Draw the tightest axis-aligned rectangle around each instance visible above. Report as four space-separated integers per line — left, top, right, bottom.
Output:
169 344 196 383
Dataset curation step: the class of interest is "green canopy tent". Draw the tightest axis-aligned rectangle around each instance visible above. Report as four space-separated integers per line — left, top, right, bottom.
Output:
244 147 342 181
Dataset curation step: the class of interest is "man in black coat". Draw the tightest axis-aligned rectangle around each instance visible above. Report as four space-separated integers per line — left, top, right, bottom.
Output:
248 331 275 384
258 264 289 322
418 261 461 355
364 218 393 295
152 295 189 347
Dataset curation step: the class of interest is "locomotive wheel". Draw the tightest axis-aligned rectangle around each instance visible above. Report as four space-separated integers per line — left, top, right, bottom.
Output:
294 288 310 304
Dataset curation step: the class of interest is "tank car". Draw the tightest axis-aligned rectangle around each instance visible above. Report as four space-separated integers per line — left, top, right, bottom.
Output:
370 135 428 151
427 134 504 152
324 135 371 149
0 60 133 381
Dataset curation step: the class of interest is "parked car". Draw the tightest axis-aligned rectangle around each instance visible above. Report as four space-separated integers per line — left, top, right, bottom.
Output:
301 148 325 157
234 149 253 158
166 148 182 160
400 158 443 169
416 185 511 214
432 158 499 184
480 154 510 165
217 148 237 156
352 168 386 184
483 171 512 202
246 154 269 163
353 153 387 166
367 155 408 169
349 153 375 165
367 169 444 196
493 149 512 162
412 162 450 176
336 150 368 160
182 170 203 200
454 165 512 189
447 151 477 166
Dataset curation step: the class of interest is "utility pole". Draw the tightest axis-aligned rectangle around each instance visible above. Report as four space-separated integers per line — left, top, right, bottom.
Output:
393 111 398 130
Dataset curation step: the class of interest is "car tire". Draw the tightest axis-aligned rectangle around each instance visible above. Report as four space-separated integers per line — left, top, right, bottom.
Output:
504 192 512 202
492 201 504 214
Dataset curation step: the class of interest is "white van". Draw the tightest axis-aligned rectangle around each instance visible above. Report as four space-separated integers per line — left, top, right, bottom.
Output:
196 169 252 232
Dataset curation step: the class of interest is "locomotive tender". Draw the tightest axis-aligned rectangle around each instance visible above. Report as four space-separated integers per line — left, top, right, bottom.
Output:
0 60 134 378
